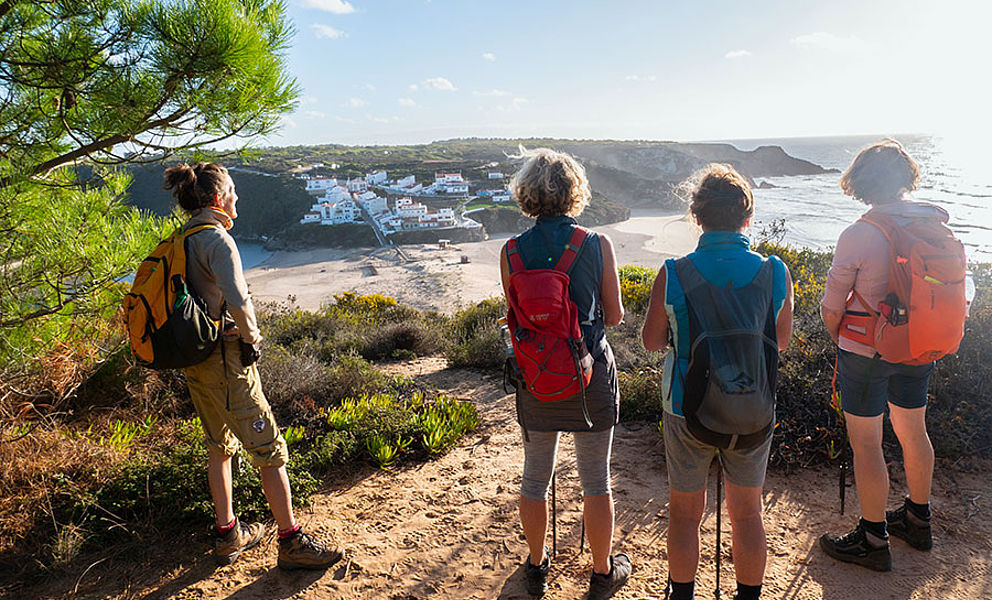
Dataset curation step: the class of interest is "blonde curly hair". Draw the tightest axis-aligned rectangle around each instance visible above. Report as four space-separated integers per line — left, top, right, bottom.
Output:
509 146 591 218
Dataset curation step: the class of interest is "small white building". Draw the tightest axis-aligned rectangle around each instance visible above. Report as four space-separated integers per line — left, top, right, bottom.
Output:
361 195 388 214
365 170 387 186
395 175 416 188
492 191 511 203
488 171 504 180
395 197 428 218
346 177 368 193
305 177 340 195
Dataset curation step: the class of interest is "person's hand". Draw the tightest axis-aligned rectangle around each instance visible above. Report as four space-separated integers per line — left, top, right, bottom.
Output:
239 340 261 367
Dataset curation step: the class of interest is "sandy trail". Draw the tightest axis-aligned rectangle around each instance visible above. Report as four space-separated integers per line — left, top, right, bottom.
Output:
32 358 992 600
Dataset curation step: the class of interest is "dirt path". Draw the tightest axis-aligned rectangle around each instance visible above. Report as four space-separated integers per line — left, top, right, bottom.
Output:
26 359 992 599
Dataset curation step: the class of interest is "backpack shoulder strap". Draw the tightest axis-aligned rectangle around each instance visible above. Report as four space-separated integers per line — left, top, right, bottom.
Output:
505 236 525 274
553 226 589 274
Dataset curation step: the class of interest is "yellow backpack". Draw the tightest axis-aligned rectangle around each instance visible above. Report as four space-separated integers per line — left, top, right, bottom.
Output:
122 223 221 369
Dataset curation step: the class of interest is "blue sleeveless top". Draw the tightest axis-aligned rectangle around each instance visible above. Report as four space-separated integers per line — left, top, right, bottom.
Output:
662 231 788 416
512 215 607 357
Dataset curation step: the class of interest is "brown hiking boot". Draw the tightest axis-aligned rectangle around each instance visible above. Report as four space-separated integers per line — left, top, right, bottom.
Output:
215 519 265 565
277 529 344 570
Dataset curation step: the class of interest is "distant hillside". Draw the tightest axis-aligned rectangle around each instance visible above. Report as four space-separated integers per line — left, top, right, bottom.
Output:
232 138 833 210
121 138 831 243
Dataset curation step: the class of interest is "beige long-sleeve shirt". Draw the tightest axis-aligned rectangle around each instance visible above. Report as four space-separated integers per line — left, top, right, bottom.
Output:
183 208 262 344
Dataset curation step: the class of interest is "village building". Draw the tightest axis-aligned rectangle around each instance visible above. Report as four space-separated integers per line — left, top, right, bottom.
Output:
304 176 340 195
365 170 387 186
488 171 504 179
428 171 469 195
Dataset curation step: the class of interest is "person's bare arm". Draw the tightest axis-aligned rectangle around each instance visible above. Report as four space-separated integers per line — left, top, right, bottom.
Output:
641 266 670 352
777 266 795 351
821 305 844 345
599 234 624 327
499 243 511 303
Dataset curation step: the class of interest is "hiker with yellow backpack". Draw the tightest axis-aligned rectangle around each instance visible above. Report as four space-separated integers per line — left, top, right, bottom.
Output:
819 140 970 571
124 162 342 570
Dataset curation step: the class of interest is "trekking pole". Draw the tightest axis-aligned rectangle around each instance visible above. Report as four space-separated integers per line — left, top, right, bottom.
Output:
715 460 722 600
551 464 558 556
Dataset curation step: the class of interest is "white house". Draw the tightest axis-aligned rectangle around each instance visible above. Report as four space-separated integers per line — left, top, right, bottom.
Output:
305 177 339 195
365 170 387 186
361 195 388 214
395 197 428 218
346 177 367 193
492 190 511 203
488 171 504 179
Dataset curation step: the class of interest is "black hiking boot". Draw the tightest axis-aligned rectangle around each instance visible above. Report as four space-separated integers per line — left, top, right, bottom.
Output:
819 520 891 572
277 529 343 570
887 498 933 551
523 548 550 596
588 553 632 600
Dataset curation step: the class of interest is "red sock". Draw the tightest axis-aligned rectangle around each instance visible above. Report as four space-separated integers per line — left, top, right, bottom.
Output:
278 524 301 540
216 518 237 535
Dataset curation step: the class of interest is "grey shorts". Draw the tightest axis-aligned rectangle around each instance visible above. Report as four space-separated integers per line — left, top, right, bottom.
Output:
663 412 771 492
520 428 614 501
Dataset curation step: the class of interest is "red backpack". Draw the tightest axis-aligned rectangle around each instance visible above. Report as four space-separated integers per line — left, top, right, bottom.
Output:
505 227 595 426
839 208 967 365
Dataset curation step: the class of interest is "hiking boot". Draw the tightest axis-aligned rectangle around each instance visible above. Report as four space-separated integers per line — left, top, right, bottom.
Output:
887 499 933 551
819 521 891 572
277 529 344 570
523 547 550 596
214 519 265 566
588 553 632 600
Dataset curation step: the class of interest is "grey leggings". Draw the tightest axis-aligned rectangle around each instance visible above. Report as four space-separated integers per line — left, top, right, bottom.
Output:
520 428 614 501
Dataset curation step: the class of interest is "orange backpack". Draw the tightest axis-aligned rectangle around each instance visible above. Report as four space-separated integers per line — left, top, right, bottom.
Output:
839 209 967 365
122 224 221 369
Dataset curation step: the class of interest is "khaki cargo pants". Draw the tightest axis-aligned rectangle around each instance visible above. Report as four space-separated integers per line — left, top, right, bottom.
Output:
184 337 288 467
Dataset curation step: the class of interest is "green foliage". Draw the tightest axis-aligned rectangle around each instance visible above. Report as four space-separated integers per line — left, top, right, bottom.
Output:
0 0 300 404
618 265 656 313
618 368 665 423
445 297 507 369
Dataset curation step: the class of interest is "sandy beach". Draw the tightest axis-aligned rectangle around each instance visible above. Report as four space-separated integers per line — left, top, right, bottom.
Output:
246 209 697 312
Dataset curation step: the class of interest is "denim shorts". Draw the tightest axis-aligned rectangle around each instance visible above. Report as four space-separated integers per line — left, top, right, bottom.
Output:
836 349 933 418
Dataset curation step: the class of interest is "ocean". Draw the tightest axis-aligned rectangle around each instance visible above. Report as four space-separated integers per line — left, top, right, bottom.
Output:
723 134 991 262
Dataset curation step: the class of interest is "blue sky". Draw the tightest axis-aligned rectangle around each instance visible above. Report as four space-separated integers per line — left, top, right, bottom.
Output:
268 0 988 146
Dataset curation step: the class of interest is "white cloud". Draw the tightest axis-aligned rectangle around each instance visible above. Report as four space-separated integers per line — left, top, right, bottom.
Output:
473 89 511 97
312 24 347 39
304 110 326 118
409 84 418 91
344 97 367 108
300 95 319 105
482 52 496 62
360 83 376 91
725 49 751 59
790 31 866 53
278 115 297 128
420 77 457 91
624 74 657 82
398 97 416 107
333 116 355 124
367 115 399 124
301 0 355 14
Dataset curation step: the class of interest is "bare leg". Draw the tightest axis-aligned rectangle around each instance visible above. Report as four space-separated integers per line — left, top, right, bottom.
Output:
519 495 548 565
845 413 887 522
668 487 706 583
584 493 615 575
260 465 296 531
725 481 766 586
207 452 235 526
888 404 934 504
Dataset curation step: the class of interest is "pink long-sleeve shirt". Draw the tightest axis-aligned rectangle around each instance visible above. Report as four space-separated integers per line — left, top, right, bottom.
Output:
821 200 949 358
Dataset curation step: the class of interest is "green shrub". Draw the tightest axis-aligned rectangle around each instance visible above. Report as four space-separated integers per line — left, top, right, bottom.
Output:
445 297 506 369
362 321 445 361
618 367 665 423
